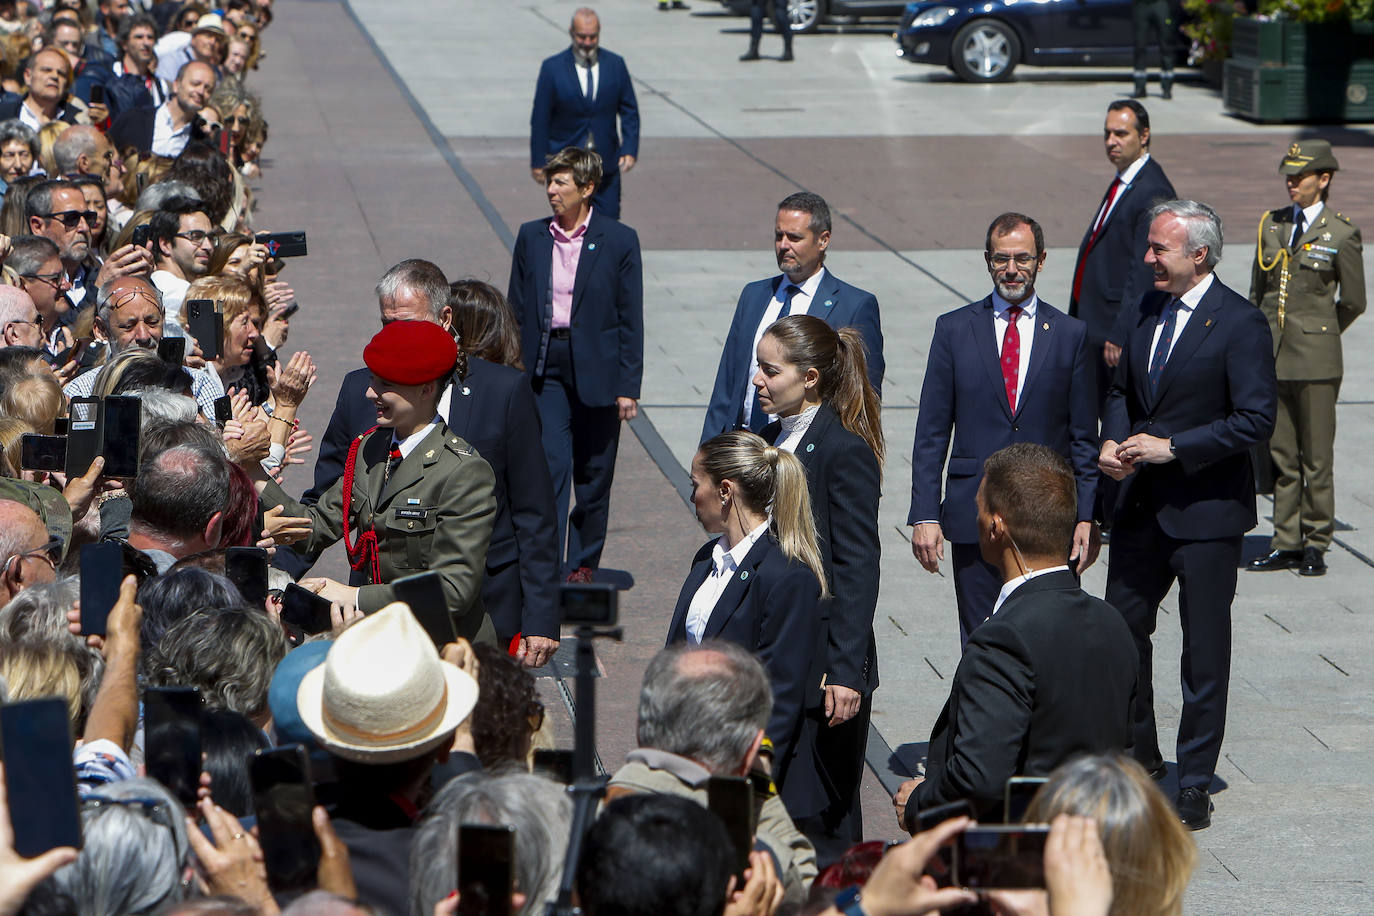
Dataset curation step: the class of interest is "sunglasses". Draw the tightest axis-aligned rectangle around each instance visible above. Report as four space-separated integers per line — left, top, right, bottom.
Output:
41 209 98 229
5 535 63 572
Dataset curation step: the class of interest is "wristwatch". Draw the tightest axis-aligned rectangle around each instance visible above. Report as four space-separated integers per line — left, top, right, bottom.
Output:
834 887 866 916
1168 436 1177 458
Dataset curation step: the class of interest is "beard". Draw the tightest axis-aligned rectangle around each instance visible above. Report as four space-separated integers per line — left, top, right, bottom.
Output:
572 45 598 66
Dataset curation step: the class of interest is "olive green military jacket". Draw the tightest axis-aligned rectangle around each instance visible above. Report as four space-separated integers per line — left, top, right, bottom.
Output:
260 421 498 641
1250 205 1365 380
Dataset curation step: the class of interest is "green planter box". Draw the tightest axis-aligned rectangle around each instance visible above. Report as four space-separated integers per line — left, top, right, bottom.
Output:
1225 18 1374 122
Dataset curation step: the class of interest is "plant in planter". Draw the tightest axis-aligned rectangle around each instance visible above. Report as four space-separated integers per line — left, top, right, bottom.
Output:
1182 0 1245 64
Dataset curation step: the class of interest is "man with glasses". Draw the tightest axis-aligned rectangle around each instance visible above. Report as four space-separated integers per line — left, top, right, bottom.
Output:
0 285 43 350
63 276 225 418
148 197 214 322
0 500 58 602
9 235 73 357
909 212 1099 644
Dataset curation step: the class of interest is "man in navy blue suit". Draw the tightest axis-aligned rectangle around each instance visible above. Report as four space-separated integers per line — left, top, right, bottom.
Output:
700 191 884 443
1100 200 1276 830
1069 100 1177 412
508 147 643 584
529 8 639 221
288 260 562 669
910 213 1100 645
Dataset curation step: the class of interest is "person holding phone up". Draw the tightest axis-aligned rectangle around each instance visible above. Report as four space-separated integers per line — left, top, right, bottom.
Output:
253 320 499 641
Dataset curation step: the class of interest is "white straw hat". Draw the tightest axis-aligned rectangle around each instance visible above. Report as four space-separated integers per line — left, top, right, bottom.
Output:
296 602 478 763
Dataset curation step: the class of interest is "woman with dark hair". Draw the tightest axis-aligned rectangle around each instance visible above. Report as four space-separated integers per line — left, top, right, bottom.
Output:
469 641 543 772
0 172 44 237
166 141 235 225
450 278 523 370
136 566 243 650
669 429 826 810
202 707 270 817
754 312 882 863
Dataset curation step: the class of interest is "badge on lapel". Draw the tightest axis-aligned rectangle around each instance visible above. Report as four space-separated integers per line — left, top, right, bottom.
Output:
588 243 597 251
806 443 815 453
1042 322 1049 331
740 570 750 581
823 299 833 308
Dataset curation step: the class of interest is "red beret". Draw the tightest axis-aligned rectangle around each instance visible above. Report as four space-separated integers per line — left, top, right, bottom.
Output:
363 321 457 385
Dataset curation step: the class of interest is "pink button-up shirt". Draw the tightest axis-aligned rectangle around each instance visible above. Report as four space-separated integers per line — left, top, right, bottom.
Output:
549 210 592 329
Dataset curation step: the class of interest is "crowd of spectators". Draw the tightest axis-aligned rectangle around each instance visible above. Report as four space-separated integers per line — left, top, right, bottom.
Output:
0 2 1207 915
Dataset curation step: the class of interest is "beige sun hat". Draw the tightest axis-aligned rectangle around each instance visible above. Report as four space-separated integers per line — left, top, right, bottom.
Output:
296 602 478 764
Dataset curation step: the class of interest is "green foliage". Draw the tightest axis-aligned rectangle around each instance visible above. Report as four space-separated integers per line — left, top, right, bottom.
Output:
1258 0 1372 21
1181 0 1240 62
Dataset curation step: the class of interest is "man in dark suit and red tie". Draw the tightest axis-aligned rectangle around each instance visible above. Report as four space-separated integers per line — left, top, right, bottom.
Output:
1069 100 1176 411
1100 199 1277 831
910 213 1100 644
508 146 643 585
699 191 884 443
529 7 639 220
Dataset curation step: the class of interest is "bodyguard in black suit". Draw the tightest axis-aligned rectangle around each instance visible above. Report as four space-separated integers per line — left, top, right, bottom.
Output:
295 261 561 667
895 443 1137 826
507 147 643 581
1100 200 1277 830
666 430 827 816
1069 100 1177 411
911 213 1100 644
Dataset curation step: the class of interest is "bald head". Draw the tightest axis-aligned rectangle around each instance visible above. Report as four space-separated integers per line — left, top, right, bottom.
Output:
0 499 54 600
52 125 113 180
0 285 40 350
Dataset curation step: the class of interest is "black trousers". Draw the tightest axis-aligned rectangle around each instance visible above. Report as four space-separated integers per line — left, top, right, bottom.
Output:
1132 0 1176 75
749 0 791 47
1105 506 1239 791
795 694 871 868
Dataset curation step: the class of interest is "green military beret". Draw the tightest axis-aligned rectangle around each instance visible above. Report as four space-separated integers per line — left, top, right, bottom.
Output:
1280 139 1339 175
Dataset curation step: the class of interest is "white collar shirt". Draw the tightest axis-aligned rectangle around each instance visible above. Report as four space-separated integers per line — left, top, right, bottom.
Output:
392 415 442 460
1093 153 1151 231
776 402 821 454
1149 272 1214 364
1291 201 1324 245
151 102 191 158
990 564 1070 618
742 267 826 427
685 520 770 643
991 291 1038 406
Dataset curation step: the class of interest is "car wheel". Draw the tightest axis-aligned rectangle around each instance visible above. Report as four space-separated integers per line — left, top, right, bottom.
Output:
787 0 826 33
949 19 1020 81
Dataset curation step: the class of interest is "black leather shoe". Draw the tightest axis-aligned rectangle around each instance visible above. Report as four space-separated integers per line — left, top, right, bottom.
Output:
1248 548 1303 571
740 49 761 61
1177 787 1213 830
1300 547 1327 577
780 46 794 61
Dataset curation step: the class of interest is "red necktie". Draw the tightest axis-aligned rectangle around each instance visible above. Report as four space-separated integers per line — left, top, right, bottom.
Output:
1001 306 1023 413
1071 177 1122 303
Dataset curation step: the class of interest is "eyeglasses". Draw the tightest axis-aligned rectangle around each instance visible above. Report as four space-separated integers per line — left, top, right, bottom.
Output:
82 795 178 831
988 253 1039 268
175 230 215 245
224 115 250 126
40 210 98 229
4 535 63 572
107 287 163 312
21 271 67 291
6 315 41 329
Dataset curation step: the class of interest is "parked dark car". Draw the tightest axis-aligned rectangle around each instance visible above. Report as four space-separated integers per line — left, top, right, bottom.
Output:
721 0 907 33
895 0 1185 82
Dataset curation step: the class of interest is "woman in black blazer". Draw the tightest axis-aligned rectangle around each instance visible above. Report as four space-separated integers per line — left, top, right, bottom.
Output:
754 313 883 862
667 430 827 811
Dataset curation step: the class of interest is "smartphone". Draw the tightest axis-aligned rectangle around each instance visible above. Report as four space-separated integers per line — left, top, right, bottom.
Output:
457 824 515 916
559 582 618 626
392 571 455 647
66 396 102 478
142 686 202 807
78 542 123 638
100 395 141 479
916 798 976 833
279 302 299 320
89 83 105 105
157 336 186 366
532 749 575 785
130 223 153 249
707 775 755 888
1003 776 1049 824
0 698 82 856
213 394 233 427
20 433 67 472
225 546 270 608
76 339 103 370
280 583 334 635
52 416 68 435
250 745 320 893
255 231 308 259
186 299 223 361
953 826 1050 889
217 123 232 157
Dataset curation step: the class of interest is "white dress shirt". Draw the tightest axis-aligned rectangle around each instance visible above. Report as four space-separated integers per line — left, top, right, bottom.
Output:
685 520 770 643
992 291 1038 407
1149 272 1214 364
776 403 821 454
1092 153 1151 232
574 59 600 100
741 267 826 427
393 415 443 460
151 103 191 158
991 564 1070 617
1291 201 1324 247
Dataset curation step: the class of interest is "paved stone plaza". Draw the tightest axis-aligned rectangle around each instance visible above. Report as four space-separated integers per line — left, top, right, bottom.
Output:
253 1 1374 910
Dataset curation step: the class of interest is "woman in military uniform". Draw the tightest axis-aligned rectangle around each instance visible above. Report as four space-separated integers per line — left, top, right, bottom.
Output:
1248 139 1366 578
256 320 499 640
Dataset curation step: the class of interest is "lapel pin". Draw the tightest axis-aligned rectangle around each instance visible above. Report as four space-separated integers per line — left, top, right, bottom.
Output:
740 570 749 581
1321 231 1332 241
1042 322 1049 331
1205 319 1213 328
806 443 815 453
461 386 471 396
824 300 833 307
588 242 596 251
425 449 435 458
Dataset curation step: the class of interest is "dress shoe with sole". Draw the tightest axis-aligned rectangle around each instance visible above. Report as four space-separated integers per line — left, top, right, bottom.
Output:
780 47 794 61
1300 547 1327 577
740 49 761 61
1177 787 1213 830
1248 548 1303 571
